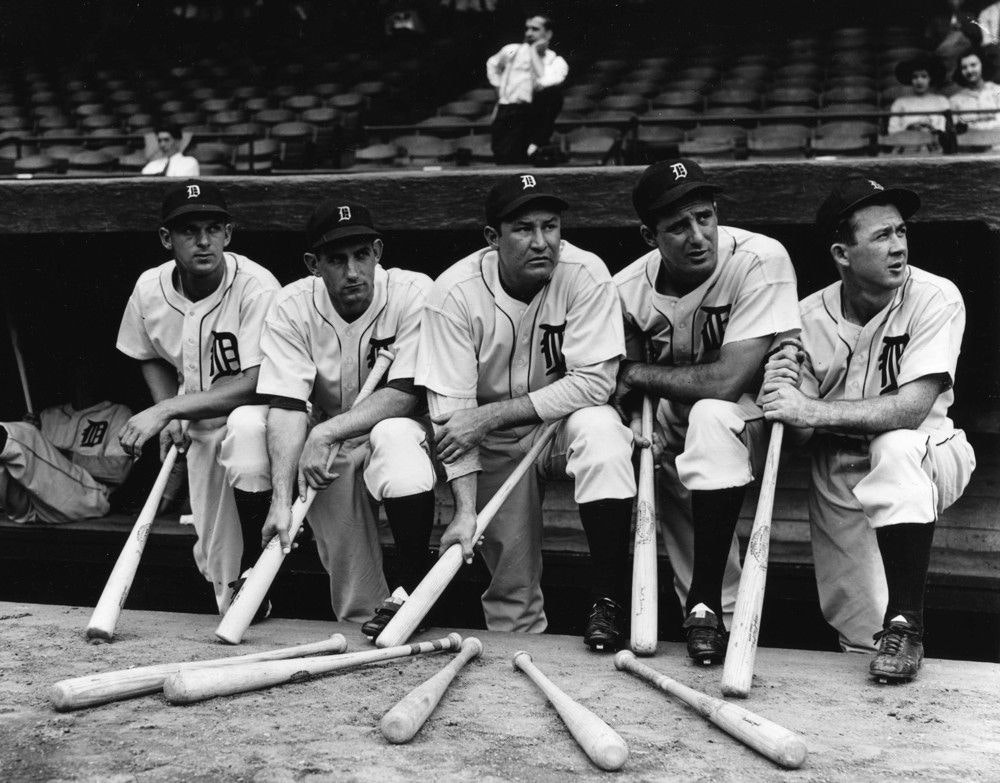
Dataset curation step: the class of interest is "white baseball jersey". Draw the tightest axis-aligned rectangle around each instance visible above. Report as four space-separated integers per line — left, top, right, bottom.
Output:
39 401 134 485
416 241 624 416
615 225 801 394
116 253 280 394
798 265 965 434
256 265 431 416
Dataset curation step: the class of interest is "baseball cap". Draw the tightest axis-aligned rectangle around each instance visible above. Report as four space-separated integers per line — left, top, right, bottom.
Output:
160 179 231 226
816 175 920 237
306 200 381 249
632 158 722 221
484 174 569 227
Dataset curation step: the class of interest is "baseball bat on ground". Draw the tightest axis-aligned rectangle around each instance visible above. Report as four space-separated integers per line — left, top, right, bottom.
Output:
513 651 628 771
721 422 784 698
5 304 34 414
164 632 462 704
630 348 658 655
380 636 482 743
85 445 179 641
214 349 395 644
375 420 561 648
615 650 806 769
51 634 347 711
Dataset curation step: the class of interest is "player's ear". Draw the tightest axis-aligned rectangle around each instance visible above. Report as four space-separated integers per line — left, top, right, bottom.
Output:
158 226 173 251
371 238 384 263
303 252 320 276
222 222 233 247
639 224 657 249
484 224 500 249
830 242 850 270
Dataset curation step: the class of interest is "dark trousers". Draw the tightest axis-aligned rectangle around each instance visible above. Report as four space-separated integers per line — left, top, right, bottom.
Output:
491 103 533 164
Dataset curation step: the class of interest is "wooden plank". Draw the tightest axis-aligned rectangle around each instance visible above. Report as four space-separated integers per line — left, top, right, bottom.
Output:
2 157 1000 234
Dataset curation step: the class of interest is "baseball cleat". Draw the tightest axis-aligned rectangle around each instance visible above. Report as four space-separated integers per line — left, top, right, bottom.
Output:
362 587 409 641
226 570 272 625
584 597 625 652
870 617 923 683
683 604 728 665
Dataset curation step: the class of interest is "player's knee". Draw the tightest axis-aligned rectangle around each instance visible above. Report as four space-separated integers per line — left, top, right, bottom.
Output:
370 417 423 450
870 429 925 465
687 398 744 435
226 405 267 444
565 406 631 462
222 406 270 490
367 418 435 499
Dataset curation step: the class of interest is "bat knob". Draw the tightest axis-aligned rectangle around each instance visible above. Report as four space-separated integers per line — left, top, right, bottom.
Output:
512 650 531 671
613 650 634 670
463 637 484 657
445 632 463 648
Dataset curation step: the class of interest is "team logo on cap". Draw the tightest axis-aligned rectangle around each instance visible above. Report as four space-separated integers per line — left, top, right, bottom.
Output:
670 163 688 180
520 175 537 189
338 205 352 222
868 179 885 191
186 185 201 199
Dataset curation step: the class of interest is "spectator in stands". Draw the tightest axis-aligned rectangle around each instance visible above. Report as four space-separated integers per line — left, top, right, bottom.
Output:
142 124 200 177
486 13 568 164
977 1 1000 80
949 50 1000 129
888 53 950 133
926 0 983 76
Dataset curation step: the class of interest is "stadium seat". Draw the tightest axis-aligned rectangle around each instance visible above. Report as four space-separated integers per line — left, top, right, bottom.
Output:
65 150 116 176
396 135 455 167
567 135 616 166
14 154 58 174
124 113 155 133
822 86 878 106
464 87 497 104
614 80 662 99
636 125 683 158
118 151 148 174
749 124 811 143
211 110 250 130
599 94 646 113
42 144 82 171
828 75 877 90
191 87 217 103
233 138 279 173
301 107 341 164
190 142 233 166
766 87 818 107
878 130 940 155
708 88 758 109
689 124 747 143
439 101 484 120
811 134 872 157
563 95 597 114
285 94 320 113
350 142 398 169
956 129 1000 152
417 115 471 138
233 86 263 101
816 120 879 138
271 121 316 168
818 103 878 121
254 108 295 131
202 98 235 114
678 136 737 160
747 135 808 158
651 90 703 110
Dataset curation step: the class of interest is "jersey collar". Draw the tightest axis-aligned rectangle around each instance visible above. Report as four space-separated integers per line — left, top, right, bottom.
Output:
481 241 563 311
161 253 237 314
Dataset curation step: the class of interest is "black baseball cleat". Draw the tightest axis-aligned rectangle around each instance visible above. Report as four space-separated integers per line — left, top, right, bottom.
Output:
361 587 409 642
226 570 272 625
683 603 728 665
870 617 924 683
584 597 625 652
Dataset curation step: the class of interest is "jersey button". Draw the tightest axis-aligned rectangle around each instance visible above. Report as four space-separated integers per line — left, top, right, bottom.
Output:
515 385 525 394
517 359 526 367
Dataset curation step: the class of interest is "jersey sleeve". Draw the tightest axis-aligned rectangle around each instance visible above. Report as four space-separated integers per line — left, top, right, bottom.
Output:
896 295 965 390
415 295 479 399
723 248 802 346
562 270 625 369
237 285 278 369
116 282 159 361
256 306 318 404
388 276 430 384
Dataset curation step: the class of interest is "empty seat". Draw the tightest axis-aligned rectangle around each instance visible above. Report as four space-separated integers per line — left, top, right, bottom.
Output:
678 136 737 160
878 130 940 155
417 115 470 138
637 124 684 149
439 100 484 119
749 124 811 142
956 129 1000 152
80 114 117 131
689 124 747 142
651 90 703 110
254 108 294 129
822 86 878 106
211 110 250 129
563 95 596 114
202 98 235 114
567 135 616 166
285 94 320 113
708 88 758 108
811 134 872 157
244 96 274 113
747 135 808 158
233 138 279 173
816 121 879 138
190 142 232 165
14 154 58 174
351 142 398 169
65 150 116 175
766 87 818 107
271 121 315 168
464 87 497 103
396 135 455 166
599 94 646 112
118 151 148 173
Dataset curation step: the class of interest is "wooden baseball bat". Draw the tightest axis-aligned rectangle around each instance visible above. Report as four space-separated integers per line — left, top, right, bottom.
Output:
513 651 628 771
375 419 561 648
380 636 482 743
214 349 395 644
630 373 658 655
5 305 34 414
615 650 806 769
164 632 462 704
721 422 784 698
85 445 179 641
51 634 347 711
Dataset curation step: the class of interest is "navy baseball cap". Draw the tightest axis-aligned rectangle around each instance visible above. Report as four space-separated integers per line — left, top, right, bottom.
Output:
160 180 231 225
816 175 920 237
485 174 569 227
306 200 381 249
632 158 722 221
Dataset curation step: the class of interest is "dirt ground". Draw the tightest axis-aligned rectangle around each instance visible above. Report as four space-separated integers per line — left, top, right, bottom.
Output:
1 601 998 783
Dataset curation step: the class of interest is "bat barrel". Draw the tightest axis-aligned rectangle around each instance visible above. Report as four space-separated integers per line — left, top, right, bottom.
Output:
630 392 658 655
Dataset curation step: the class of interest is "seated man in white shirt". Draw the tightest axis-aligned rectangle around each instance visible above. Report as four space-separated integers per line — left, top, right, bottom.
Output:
486 14 568 164
141 124 201 177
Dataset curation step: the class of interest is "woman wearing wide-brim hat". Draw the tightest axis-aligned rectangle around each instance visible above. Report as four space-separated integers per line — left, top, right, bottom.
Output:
888 52 951 133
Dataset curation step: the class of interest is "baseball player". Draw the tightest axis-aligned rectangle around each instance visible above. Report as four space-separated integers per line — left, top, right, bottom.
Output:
415 173 636 650
614 159 801 664
1 398 132 524
761 175 976 682
256 200 437 633
116 180 280 614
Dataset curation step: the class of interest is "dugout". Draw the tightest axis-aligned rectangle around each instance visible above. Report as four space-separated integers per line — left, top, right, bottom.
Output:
0 161 997 661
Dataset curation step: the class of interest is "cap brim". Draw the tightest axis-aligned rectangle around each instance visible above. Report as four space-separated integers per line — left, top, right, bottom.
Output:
313 225 381 249
644 181 723 215
491 193 569 224
162 204 231 226
836 187 921 226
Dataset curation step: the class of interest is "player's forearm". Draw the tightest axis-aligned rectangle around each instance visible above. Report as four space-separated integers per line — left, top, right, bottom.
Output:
621 359 748 404
476 395 541 432
158 368 263 422
528 360 616 420
799 379 940 434
449 473 478 517
321 387 418 443
266 408 308 505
